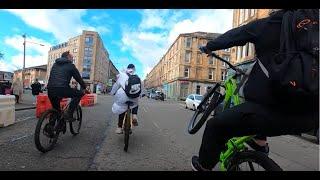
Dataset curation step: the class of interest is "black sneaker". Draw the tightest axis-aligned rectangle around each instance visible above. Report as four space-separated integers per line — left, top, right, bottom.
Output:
191 156 211 171
246 139 269 155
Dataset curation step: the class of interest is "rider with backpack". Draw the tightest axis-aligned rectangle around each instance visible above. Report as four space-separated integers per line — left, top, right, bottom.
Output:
191 9 319 171
110 64 143 134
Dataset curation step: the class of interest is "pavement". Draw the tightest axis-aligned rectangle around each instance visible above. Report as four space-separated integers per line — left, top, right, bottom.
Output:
0 94 318 171
15 90 37 110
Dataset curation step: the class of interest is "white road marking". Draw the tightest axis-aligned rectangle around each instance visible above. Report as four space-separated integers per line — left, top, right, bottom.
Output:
153 121 160 129
16 116 33 122
10 133 33 142
142 107 147 113
179 103 185 107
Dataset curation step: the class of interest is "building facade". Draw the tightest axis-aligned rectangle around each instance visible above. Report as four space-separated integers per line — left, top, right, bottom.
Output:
0 71 13 83
47 30 118 92
13 65 47 88
145 32 231 100
230 9 271 65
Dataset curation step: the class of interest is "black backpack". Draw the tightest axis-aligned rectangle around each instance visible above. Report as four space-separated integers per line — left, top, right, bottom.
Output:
270 9 319 108
124 73 141 98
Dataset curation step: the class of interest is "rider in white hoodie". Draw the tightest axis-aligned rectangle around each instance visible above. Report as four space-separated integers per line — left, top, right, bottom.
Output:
110 64 143 134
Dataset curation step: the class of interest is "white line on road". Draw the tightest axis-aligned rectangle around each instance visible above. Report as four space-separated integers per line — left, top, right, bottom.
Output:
17 116 33 123
10 133 33 142
142 107 147 113
153 121 160 129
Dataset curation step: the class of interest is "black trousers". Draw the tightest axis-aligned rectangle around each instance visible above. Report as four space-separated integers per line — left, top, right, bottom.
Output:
199 101 318 169
118 106 138 128
48 87 84 115
13 94 19 103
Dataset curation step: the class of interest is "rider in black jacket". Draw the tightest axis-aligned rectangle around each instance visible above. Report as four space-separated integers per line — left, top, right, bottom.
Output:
191 9 319 171
47 51 87 120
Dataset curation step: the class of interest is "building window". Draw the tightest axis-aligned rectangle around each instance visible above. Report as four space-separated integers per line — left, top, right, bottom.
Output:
239 9 244 24
250 9 256 17
185 37 192 48
185 51 191 63
85 36 94 46
184 67 189 78
196 68 201 78
245 43 250 56
73 48 78 53
224 48 230 52
244 9 249 21
208 57 215 65
222 56 229 67
221 71 226 81
197 53 201 64
196 85 201 95
208 68 214 80
242 44 247 58
237 46 242 61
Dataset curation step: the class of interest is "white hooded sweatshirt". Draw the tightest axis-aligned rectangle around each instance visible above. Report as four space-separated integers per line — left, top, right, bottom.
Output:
110 68 142 115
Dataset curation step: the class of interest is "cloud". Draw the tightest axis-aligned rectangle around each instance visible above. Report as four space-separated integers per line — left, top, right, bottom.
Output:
121 9 233 78
0 61 17 72
139 9 170 30
4 9 111 43
2 35 51 71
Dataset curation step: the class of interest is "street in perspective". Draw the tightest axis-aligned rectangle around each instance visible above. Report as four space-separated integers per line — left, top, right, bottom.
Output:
0 9 319 171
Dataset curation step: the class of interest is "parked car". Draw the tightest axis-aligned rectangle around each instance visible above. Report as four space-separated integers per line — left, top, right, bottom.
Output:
149 92 157 99
185 94 203 111
155 91 165 101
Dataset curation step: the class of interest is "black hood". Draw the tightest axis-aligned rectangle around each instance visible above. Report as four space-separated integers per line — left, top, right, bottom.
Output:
55 57 71 64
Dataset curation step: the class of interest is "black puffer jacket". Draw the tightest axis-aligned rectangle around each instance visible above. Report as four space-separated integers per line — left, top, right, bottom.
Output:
206 10 286 107
47 57 86 89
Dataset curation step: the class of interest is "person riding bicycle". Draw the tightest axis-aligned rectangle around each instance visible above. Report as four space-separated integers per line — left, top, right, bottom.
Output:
191 9 319 171
47 51 88 122
110 64 143 134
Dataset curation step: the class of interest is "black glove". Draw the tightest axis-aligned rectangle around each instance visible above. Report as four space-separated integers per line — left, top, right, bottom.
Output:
199 46 212 56
199 46 208 54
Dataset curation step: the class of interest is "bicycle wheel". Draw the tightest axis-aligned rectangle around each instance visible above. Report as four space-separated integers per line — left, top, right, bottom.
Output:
69 105 82 135
34 109 60 153
123 109 131 152
227 150 282 171
188 84 223 134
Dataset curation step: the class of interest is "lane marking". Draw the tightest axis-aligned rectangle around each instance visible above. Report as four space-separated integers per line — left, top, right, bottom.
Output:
153 121 160 129
10 133 33 142
142 107 147 113
179 103 185 107
16 116 33 122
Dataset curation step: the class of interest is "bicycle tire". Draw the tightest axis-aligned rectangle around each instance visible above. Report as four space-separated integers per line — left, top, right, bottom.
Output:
69 105 83 135
124 109 131 152
34 109 60 153
227 150 282 171
188 84 222 134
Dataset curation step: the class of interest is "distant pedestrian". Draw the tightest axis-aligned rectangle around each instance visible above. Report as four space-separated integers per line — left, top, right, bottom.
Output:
31 79 42 105
12 79 23 103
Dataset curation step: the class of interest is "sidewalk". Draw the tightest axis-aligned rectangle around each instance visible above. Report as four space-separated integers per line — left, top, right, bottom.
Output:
15 91 36 110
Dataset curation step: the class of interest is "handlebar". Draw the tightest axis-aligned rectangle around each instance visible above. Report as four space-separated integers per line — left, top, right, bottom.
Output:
210 52 246 75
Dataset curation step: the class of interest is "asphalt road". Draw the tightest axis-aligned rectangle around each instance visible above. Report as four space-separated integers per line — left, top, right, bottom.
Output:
0 95 318 171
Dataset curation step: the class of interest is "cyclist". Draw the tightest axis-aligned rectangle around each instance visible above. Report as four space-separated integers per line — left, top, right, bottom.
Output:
191 9 319 171
110 64 143 134
47 51 88 123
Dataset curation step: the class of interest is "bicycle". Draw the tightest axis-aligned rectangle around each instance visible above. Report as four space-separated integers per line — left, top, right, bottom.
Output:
188 51 282 171
123 101 134 152
34 97 83 153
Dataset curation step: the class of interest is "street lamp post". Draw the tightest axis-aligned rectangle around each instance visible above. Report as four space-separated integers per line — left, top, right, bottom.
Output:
22 34 26 90
21 34 45 93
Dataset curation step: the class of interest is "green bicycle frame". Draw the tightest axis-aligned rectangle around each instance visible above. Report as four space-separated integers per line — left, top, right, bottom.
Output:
218 74 254 171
